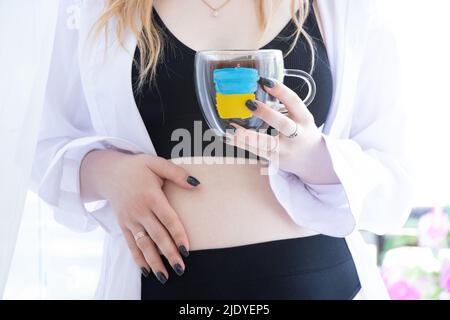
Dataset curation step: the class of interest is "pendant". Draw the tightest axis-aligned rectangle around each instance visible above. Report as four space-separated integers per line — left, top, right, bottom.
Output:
213 10 219 17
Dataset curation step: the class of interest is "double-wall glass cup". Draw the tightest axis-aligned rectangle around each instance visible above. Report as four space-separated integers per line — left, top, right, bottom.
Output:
194 49 316 135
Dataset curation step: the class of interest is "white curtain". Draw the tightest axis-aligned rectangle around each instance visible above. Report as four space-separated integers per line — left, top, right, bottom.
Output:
0 0 58 297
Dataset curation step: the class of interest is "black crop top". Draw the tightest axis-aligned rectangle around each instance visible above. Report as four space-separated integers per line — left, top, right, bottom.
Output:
132 6 333 160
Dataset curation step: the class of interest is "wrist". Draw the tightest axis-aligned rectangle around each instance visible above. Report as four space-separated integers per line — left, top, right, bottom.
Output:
80 149 131 201
287 130 339 185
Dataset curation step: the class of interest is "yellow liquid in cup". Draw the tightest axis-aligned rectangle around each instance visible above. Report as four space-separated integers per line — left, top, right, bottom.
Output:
216 93 255 119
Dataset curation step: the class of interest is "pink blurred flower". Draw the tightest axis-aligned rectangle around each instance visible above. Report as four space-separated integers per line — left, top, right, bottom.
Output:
418 208 450 248
441 261 450 292
388 280 421 300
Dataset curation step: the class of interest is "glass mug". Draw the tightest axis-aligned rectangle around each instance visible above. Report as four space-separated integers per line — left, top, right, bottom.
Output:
194 49 316 135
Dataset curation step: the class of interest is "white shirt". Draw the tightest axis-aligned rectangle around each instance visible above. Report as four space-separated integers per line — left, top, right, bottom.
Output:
31 0 413 299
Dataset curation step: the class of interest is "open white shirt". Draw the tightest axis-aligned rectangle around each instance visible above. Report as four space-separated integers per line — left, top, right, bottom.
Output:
31 0 413 299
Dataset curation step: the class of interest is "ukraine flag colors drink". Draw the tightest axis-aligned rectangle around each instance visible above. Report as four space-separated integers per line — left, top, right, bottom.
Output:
213 67 259 119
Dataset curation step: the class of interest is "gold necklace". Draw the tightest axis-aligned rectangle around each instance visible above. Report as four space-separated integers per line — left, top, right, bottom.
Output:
200 0 232 17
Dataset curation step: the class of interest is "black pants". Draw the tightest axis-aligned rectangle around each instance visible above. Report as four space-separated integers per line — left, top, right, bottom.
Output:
141 235 361 300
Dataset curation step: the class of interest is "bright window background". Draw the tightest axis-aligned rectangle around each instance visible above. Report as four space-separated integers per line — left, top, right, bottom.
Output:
4 0 450 299
4 192 104 299
391 0 450 207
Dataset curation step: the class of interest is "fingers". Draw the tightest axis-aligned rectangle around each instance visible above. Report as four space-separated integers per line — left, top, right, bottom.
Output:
122 227 151 276
258 77 312 123
227 124 279 159
151 190 190 256
146 156 201 189
127 221 179 285
126 224 166 283
125 198 188 284
131 228 169 284
245 100 298 137
139 212 186 277
114 154 196 285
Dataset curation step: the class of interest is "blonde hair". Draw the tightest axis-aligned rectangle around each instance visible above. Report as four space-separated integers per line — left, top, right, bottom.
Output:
96 0 314 89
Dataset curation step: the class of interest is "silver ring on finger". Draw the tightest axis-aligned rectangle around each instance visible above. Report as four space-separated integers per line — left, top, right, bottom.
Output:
133 230 148 242
287 123 299 139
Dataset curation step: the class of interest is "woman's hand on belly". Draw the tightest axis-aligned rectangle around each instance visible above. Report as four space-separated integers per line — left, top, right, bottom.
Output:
80 150 201 283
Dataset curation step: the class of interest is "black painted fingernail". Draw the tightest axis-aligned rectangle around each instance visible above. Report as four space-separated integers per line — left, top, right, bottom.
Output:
141 267 150 278
187 176 200 187
173 263 184 276
258 77 275 88
179 245 190 258
156 272 167 285
245 100 258 111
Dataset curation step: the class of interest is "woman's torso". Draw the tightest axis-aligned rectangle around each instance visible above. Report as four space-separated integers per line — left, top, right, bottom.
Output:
132 0 333 250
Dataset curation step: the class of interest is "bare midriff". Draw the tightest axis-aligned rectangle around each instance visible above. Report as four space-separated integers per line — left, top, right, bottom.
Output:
164 157 319 250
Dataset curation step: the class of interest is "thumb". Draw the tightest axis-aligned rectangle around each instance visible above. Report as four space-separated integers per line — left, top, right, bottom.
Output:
146 156 201 189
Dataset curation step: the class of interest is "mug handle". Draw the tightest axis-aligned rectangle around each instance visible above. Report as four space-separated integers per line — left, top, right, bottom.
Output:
283 69 317 107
